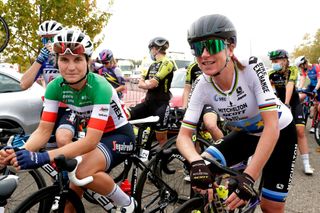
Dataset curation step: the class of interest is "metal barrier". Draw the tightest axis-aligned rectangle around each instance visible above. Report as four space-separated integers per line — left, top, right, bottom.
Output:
122 81 146 107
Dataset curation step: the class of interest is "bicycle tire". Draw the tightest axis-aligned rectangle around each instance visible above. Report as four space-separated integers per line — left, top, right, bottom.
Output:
314 113 320 146
173 196 205 213
135 135 211 213
0 16 9 53
12 185 85 213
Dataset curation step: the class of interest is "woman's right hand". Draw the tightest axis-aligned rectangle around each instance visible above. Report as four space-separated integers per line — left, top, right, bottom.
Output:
0 148 15 166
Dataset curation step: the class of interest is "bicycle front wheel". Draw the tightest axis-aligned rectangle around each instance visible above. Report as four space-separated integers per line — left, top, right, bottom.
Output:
314 120 320 146
12 185 85 213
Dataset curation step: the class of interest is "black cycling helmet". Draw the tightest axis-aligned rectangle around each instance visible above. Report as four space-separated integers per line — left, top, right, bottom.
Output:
148 37 169 50
187 14 237 45
268 49 289 60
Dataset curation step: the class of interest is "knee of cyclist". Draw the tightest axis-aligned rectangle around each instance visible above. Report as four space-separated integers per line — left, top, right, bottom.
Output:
55 129 73 147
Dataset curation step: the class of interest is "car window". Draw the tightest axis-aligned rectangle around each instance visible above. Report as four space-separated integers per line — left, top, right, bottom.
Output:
0 73 21 93
171 71 186 88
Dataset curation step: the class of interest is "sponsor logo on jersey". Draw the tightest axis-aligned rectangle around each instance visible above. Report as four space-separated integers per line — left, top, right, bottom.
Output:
253 62 270 93
110 100 123 119
214 94 227 102
236 86 246 100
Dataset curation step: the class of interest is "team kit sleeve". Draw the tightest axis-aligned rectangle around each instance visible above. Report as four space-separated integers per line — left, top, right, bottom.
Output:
181 77 204 130
41 79 61 123
87 80 113 131
247 57 278 112
185 62 194 85
288 66 298 83
154 59 174 81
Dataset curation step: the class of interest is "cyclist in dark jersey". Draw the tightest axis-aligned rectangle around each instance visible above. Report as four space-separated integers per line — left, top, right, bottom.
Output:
295 56 320 133
183 61 223 140
177 14 297 212
269 49 313 175
127 37 176 146
93 49 126 99
1 28 136 212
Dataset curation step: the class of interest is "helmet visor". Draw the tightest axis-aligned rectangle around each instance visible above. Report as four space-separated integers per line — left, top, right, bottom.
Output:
53 42 85 55
191 39 226 57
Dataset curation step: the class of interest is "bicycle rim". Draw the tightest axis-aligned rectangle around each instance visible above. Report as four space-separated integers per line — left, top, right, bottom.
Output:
12 185 85 213
3 169 47 212
0 16 9 53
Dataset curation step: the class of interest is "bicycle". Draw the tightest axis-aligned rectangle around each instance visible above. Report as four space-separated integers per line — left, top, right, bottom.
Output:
11 114 211 212
299 90 316 125
0 128 47 212
0 16 9 53
0 174 19 213
173 156 260 213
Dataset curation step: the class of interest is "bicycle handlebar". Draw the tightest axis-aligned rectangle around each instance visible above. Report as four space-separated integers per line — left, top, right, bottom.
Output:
54 155 93 186
67 156 93 186
129 116 159 125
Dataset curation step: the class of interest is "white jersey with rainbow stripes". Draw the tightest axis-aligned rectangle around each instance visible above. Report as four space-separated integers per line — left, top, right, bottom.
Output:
182 57 292 135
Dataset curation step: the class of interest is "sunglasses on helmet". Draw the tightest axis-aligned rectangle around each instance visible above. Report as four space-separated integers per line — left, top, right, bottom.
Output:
53 42 85 55
190 39 226 57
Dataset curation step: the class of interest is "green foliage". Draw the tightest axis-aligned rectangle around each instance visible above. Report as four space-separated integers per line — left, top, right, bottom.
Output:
0 0 114 71
292 29 320 64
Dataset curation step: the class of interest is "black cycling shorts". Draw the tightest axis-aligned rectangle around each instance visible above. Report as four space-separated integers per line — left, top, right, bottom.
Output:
291 103 305 126
128 101 170 132
205 121 297 202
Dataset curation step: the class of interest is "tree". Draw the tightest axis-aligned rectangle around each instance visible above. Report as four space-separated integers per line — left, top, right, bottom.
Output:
0 0 114 71
292 29 320 64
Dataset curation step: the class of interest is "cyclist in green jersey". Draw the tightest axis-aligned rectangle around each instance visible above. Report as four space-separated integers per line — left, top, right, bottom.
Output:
0 28 136 212
127 37 176 146
183 61 224 141
268 49 314 175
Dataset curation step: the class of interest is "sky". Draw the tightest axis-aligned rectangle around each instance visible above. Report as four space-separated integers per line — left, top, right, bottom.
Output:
95 0 320 61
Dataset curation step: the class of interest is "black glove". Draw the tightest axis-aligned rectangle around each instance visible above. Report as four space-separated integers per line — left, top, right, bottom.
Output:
231 173 256 201
190 160 213 190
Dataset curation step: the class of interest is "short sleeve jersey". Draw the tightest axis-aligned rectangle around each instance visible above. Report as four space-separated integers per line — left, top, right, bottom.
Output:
42 72 128 133
269 65 300 107
185 62 203 85
36 53 60 85
182 57 293 135
142 56 176 102
300 64 320 87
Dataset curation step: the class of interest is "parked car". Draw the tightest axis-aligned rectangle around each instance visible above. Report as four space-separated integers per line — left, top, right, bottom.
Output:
169 68 187 108
0 67 44 134
117 59 135 80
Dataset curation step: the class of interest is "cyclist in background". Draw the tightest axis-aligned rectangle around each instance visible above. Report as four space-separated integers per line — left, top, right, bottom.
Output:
182 61 224 141
295 56 320 133
93 49 126 99
20 20 63 89
177 14 297 213
127 37 176 146
268 49 314 175
0 28 136 213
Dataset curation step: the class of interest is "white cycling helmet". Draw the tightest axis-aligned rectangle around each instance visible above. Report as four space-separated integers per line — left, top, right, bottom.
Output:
294 56 307 67
37 20 63 36
53 28 94 57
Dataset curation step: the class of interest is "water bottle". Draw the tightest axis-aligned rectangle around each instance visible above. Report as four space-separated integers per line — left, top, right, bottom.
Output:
120 179 132 195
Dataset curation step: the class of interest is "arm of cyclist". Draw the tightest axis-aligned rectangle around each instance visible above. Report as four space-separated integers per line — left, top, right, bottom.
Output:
20 46 50 90
285 81 295 105
10 127 103 170
298 75 306 90
225 110 280 210
182 84 191 109
176 127 214 202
